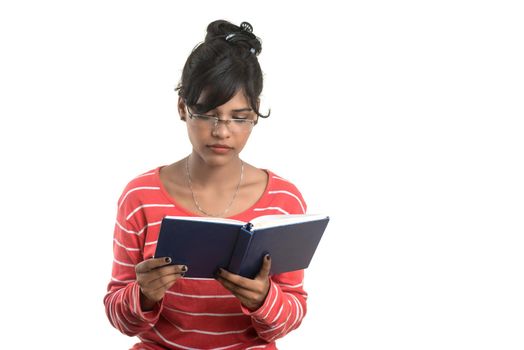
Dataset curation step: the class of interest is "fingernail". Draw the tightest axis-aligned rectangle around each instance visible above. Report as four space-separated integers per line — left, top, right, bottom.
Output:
265 254 271 261
181 265 188 272
165 257 172 263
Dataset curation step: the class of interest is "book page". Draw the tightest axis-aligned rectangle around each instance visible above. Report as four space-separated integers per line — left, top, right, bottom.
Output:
250 214 328 230
163 216 246 226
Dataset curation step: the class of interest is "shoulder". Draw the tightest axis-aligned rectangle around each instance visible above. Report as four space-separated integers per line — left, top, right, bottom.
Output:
265 170 308 214
116 166 163 207
267 170 303 195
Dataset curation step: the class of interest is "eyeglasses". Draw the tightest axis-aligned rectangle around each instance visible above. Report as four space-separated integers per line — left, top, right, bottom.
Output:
186 106 256 133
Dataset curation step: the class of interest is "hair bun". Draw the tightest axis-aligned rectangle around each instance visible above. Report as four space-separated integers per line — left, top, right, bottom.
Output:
205 20 262 56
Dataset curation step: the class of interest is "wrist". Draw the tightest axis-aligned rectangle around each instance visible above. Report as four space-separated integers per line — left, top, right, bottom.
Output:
139 290 158 311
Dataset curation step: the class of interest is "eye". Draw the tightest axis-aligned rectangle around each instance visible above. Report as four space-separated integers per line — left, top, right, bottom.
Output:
232 118 253 124
233 114 255 121
197 114 215 119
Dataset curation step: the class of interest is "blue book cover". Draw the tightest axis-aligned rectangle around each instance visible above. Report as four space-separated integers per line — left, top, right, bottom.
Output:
154 214 329 279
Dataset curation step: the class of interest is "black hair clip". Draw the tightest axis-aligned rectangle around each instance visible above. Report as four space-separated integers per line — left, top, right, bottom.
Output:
240 22 253 33
224 22 259 55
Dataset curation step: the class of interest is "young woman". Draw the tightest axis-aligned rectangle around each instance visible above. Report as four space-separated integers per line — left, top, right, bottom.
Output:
104 20 308 350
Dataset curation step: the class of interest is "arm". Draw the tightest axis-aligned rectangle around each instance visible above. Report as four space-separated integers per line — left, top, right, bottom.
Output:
245 179 309 341
243 270 307 342
237 177 309 341
216 256 307 342
103 214 161 336
103 193 184 336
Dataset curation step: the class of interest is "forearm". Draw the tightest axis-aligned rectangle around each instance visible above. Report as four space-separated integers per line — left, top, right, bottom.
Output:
241 276 307 342
104 281 163 336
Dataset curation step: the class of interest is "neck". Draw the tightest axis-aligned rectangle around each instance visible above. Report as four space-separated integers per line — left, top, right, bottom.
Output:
186 153 243 189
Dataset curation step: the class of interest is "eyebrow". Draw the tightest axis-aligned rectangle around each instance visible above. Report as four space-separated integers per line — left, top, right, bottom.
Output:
230 108 253 113
197 106 254 114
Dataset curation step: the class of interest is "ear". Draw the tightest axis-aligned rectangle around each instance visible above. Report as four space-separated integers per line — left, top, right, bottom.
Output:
254 98 261 125
178 97 187 122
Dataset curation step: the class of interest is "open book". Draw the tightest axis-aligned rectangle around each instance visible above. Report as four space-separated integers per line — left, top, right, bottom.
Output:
154 214 329 279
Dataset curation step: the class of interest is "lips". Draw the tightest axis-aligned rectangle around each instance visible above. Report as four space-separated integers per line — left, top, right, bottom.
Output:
208 144 232 149
208 144 233 154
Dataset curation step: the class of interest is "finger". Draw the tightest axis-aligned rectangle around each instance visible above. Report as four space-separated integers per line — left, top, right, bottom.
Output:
255 254 271 280
216 276 264 310
141 264 187 285
135 257 173 274
216 275 256 300
141 273 182 299
216 269 259 292
149 273 182 291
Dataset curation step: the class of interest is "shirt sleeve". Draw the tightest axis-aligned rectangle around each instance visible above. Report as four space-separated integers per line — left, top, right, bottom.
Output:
103 186 163 336
240 270 307 342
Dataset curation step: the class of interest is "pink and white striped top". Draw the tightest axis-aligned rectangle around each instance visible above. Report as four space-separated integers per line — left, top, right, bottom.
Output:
104 166 308 350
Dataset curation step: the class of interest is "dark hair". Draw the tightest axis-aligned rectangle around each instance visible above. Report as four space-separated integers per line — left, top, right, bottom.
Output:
176 20 270 118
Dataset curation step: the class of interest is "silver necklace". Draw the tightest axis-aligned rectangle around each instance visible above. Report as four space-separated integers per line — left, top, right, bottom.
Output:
185 156 244 217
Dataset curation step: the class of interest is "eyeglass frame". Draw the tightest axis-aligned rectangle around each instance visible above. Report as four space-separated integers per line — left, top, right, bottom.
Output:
185 105 258 131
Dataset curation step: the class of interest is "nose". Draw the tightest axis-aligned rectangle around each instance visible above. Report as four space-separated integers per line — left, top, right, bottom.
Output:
212 120 231 138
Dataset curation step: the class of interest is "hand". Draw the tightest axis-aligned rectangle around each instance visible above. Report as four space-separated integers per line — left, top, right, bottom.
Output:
135 257 187 311
215 254 271 311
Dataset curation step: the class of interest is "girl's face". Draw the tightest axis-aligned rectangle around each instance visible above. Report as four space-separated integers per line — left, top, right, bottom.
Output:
179 90 258 167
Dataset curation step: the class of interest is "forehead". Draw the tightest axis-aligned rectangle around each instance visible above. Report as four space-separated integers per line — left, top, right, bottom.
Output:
197 89 250 110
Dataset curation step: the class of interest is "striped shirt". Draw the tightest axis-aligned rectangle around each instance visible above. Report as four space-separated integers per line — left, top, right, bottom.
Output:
104 166 308 350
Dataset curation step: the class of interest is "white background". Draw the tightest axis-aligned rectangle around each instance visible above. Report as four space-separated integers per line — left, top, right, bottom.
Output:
1 1 523 349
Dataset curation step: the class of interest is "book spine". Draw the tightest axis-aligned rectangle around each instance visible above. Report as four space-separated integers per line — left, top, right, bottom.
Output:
227 226 253 275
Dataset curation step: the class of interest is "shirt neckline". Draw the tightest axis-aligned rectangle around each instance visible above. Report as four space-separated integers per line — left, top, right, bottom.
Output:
154 165 274 220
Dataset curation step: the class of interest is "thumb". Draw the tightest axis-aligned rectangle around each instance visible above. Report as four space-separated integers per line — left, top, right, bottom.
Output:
256 254 271 280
